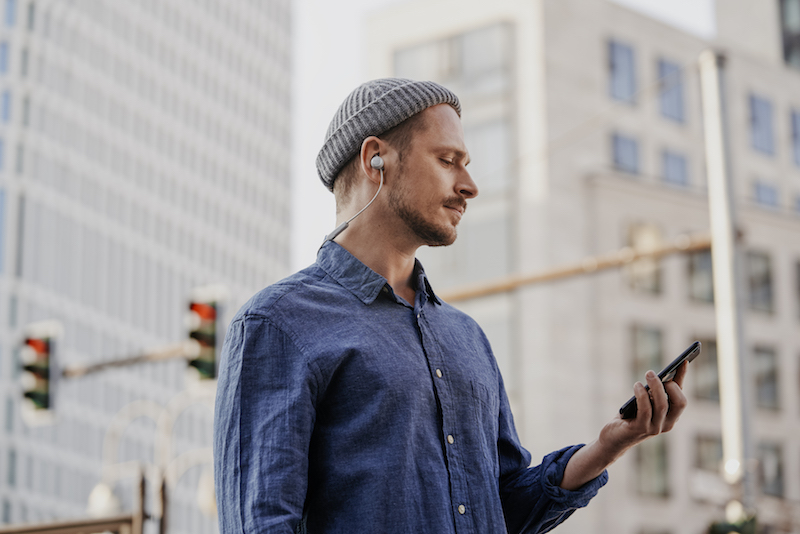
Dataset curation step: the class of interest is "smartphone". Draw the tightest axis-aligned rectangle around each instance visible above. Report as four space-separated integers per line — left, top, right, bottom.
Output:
619 341 702 419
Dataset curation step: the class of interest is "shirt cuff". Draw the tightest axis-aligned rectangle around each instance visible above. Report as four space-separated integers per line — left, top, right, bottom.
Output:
539 444 609 508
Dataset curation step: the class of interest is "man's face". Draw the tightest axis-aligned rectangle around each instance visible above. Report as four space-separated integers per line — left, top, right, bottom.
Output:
386 104 478 247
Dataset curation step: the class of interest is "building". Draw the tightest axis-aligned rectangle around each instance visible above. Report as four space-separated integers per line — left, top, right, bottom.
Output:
0 0 291 532
368 0 800 532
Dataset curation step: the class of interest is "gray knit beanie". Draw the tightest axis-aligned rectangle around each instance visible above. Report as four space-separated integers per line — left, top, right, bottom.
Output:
316 78 461 191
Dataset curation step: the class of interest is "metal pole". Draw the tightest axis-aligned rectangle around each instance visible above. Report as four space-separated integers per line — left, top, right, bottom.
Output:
438 233 711 302
133 470 145 534
159 476 168 534
698 49 754 516
62 340 200 378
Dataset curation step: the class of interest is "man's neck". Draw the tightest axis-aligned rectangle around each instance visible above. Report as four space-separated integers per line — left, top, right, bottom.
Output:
334 220 419 305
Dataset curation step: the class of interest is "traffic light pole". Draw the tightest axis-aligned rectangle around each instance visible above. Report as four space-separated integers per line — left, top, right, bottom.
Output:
439 232 712 303
61 340 200 378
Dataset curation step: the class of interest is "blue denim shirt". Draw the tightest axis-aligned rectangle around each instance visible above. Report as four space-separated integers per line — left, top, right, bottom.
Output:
214 242 607 534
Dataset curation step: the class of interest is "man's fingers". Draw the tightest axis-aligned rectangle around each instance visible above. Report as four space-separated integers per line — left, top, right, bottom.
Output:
672 361 688 388
633 381 651 422
645 371 668 432
661 380 688 432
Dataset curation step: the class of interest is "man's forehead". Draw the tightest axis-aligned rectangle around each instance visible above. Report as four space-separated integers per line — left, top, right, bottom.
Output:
417 105 469 156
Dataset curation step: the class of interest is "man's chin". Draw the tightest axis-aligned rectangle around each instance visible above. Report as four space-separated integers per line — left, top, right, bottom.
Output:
424 230 457 248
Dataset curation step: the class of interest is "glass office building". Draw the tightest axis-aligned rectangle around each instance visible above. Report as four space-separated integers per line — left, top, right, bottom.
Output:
0 1 291 532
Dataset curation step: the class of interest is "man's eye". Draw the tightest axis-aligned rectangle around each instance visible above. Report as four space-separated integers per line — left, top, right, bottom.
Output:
440 159 454 166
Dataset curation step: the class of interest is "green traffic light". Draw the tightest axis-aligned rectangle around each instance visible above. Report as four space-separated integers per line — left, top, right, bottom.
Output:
189 358 217 380
23 390 50 410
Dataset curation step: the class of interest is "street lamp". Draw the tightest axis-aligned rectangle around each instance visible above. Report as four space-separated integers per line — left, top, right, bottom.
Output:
88 389 216 533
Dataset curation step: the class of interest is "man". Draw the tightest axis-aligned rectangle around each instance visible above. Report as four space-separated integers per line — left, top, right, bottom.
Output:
214 78 688 533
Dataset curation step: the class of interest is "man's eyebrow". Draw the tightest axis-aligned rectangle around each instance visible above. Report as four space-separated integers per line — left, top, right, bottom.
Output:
437 147 470 164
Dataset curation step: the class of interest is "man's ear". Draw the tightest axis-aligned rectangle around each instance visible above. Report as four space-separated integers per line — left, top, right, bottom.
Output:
358 137 384 186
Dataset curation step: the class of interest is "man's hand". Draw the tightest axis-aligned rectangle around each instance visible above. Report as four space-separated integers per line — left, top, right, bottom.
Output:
559 361 688 491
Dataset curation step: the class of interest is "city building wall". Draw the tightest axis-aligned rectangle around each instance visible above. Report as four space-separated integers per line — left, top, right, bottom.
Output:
369 0 800 532
0 1 291 532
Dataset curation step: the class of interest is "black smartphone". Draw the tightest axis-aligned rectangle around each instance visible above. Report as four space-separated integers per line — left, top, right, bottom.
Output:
619 341 701 419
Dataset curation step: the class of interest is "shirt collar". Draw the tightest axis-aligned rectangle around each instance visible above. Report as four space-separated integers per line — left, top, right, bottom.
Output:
317 242 441 306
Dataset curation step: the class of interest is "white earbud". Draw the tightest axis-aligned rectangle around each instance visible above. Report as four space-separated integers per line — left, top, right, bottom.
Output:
370 155 385 170
322 154 385 246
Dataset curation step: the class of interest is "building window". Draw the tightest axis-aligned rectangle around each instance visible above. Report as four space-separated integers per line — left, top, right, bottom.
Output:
635 436 669 497
609 40 636 103
758 442 784 497
21 94 28 126
19 46 26 78
4 0 13 27
463 119 512 195
796 262 800 319
0 90 8 122
791 110 800 166
627 224 661 294
632 325 662 382
694 338 719 402
661 150 688 185
749 95 775 155
26 0 33 31
688 250 714 303
0 188 5 273
781 0 800 69
6 449 15 487
4 397 11 433
15 142 22 174
754 180 779 207
754 346 780 410
747 251 774 313
393 22 511 100
612 133 639 174
0 42 8 73
658 59 684 122
695 435 722 471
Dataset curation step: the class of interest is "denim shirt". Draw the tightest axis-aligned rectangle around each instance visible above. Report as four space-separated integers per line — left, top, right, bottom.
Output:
214 242 607 534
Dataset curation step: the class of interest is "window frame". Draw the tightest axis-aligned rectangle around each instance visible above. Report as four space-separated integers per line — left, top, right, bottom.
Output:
609 39 637 104
749 94 775 156
658 58 685 123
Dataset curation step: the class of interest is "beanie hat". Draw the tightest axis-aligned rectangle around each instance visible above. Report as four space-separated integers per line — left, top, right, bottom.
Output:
316 78 461 191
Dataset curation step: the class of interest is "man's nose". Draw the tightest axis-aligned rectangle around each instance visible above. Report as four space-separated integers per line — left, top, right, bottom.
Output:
457 168 478 199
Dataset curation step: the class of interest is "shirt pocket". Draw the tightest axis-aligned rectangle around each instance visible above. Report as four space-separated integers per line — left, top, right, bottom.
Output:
470 379 500 474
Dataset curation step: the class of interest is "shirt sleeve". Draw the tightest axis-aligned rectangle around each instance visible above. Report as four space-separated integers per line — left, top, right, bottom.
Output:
214 314 317 534
496 374 608 534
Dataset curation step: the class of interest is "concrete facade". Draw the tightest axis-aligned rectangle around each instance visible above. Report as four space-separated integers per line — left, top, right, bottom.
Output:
368 0 800 532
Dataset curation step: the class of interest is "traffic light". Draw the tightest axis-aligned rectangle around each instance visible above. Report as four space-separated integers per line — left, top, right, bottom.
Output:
187 300 218 380
708 517 756 534
20 336 51 409
18 320 62 418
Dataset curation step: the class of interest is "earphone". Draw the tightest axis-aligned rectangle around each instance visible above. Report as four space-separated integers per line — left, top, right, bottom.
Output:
322 155 385 245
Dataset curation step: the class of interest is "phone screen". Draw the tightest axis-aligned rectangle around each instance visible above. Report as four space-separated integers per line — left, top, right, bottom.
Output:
619 341 701 419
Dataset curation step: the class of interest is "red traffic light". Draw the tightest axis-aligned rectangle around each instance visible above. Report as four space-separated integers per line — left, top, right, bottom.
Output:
190 302 217 321
25 338 50 355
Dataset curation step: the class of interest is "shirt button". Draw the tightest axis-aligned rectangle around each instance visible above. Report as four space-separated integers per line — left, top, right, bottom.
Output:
435 369 443 378
458 504 466 515
447 434 454 444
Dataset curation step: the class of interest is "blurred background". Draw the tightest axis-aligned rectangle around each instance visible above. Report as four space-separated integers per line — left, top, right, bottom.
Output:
0 0 799 533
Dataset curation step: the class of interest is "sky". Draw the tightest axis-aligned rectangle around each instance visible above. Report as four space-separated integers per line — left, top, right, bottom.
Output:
290 0 716 270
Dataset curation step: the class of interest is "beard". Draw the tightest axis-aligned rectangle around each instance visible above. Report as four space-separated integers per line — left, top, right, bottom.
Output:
387 186 465 247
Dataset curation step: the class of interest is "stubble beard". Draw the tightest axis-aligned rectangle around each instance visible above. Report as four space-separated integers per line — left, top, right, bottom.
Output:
387 186 461 248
